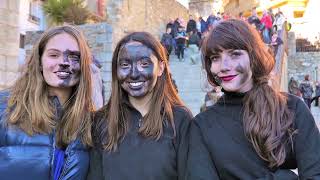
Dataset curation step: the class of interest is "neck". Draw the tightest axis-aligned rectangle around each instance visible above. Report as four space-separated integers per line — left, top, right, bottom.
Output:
129 92 153 116
48 87 72 105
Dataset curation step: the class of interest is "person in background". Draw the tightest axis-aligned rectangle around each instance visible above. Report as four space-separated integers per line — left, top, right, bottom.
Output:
238 12 246 21
288 77 302 97
312 81 320 106
274 9 286 35
270 32 283 56
248 7 261 31
0 25 94 179
261 10 273 44
161 27 174 61
299 74 314 109
200 86 223 112
187 19 320 179
87 31 192 180
186 15 197 36
175 26 188 61
188 30 201 64
199 16 207 34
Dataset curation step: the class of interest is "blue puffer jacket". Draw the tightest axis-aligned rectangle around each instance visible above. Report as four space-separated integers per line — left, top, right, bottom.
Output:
0 91 89 180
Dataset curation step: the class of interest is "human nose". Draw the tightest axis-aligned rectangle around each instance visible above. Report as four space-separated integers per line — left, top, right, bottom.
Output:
220 55 231 72
130 64 139 79
59 56 71 68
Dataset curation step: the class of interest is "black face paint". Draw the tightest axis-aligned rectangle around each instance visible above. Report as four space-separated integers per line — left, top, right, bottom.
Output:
212 74 222 86
117 42 158 98
235 63 250 85
57 50 81 86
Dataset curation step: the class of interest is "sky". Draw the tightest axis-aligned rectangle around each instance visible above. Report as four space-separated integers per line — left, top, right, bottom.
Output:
176 0 189 8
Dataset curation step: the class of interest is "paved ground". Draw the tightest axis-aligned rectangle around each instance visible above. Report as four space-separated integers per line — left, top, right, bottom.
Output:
311 105 320 129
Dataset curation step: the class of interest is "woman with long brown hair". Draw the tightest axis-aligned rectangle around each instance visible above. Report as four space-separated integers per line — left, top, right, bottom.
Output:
187 19 320 179
87 32 192 180
0 25 94 179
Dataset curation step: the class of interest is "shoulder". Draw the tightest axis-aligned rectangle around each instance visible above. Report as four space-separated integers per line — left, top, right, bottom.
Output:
285 92 315 125
172 105 193 125
285 92 309 111
92 106 108 146
192 105 221 129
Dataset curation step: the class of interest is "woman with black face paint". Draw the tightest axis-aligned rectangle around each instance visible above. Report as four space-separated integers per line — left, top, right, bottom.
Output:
87 32 192 180
186 19 320 179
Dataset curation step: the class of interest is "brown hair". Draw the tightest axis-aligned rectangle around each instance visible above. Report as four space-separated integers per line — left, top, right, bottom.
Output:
96 31 184 151
202 19 295 168
6 25 94 148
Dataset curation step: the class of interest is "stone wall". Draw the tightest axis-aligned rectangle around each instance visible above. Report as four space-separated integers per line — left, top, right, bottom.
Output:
24 23 113 99
106 0 189 48
189 0 215 18
288 52 320 82
287 32 320 83
0 0 20 89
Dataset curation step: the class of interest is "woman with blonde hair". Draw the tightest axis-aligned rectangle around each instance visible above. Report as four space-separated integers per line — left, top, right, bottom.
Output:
187 19 320 179
88 31 192 180
0 25 94 179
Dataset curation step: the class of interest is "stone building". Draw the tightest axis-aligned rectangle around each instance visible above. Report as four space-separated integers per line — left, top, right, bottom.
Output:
0 0 20 89
189 0 223 18
105 0 189 48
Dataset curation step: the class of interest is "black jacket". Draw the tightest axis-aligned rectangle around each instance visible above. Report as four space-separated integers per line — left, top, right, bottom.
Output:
187 92 320 180
87 105 192 180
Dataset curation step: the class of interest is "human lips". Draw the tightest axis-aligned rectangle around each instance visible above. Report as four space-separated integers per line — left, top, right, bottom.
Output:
54 70 72 79
220 75 237 82
127 81 146 89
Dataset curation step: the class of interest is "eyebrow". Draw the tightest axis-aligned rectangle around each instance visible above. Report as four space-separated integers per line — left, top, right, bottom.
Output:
46 48 80 53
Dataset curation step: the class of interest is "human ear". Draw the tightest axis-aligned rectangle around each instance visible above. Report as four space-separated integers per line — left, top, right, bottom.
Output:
158 61 165 77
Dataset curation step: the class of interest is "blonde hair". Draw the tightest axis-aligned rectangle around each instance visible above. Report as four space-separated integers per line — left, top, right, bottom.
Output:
6 25 94 148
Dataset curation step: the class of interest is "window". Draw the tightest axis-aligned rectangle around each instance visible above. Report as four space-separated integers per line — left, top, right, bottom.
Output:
28 1 40 24
19 34 25 49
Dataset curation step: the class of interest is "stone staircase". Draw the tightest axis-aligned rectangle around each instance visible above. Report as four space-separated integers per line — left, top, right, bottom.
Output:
169 48 207 116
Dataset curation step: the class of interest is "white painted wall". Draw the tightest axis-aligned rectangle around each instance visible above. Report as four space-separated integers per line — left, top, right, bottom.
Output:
18 0 46 66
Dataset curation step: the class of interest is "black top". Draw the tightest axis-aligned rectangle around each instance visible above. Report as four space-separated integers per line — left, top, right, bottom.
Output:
87 104 192 180
187 92 320 180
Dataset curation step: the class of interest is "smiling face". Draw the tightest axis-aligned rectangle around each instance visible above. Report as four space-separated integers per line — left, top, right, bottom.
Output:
117 41 163 98
209 49 253 93
41 33 81 91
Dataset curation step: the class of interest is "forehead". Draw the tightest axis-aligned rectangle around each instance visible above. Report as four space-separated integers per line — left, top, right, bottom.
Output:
119 41 154 56
45 33 79 52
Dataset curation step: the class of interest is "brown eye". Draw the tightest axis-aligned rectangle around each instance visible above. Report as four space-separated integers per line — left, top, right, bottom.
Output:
230 50 242 58
120 62 129 67
140 61 150 67
209 55 219 62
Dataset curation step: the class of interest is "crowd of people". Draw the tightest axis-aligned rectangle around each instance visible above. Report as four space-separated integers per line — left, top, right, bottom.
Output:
161 7 288 64
0 14 319 180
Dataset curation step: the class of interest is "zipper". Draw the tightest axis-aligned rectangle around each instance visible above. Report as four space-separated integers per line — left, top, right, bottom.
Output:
138 118 142 128
58 144 73 180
